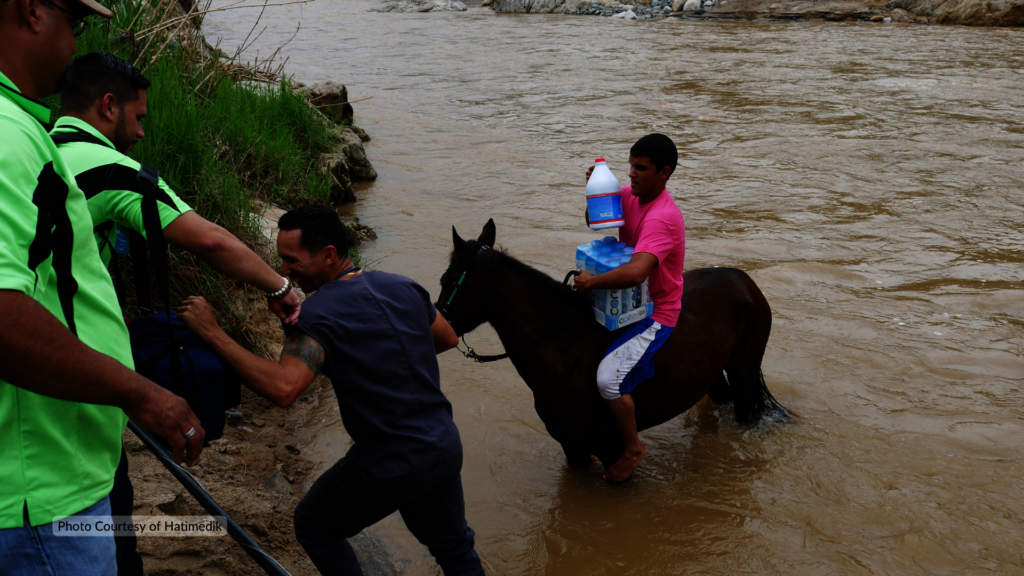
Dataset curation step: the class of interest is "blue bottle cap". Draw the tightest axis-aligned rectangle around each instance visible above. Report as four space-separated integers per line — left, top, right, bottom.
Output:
590 240 603 250
603 236 617 244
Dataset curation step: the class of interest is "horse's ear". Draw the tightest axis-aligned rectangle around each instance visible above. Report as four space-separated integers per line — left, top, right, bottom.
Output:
453 226 468 254
478 218 496 248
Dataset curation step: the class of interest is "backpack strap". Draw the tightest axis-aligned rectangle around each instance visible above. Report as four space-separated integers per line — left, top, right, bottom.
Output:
135 164 182 379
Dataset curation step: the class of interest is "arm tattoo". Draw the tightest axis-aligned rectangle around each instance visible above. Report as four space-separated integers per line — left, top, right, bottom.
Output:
282 331 326 375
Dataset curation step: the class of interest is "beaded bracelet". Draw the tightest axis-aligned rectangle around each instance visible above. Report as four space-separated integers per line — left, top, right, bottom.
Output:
266 277 291 300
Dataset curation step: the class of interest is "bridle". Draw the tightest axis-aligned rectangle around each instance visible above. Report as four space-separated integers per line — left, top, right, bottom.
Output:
439 245 585 363
437 245 487 320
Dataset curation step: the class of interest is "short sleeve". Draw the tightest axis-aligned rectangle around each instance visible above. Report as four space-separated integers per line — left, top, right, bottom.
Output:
634 217 675 265
409 279 437 325
98 171 192 238
0 116 54 295
155 177 192 230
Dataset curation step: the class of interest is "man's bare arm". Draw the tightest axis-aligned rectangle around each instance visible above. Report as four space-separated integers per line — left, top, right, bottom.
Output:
431 312 459 354
163 212 302 325
282 330 326 377
0 290 205 465
178 296 319 407
573 252 658 294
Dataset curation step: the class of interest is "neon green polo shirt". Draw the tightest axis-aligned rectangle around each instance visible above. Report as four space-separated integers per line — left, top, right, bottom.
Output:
49 117 192 265
0 71 132 529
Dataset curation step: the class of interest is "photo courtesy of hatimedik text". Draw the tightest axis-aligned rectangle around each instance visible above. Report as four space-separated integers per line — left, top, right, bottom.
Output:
51 516 227 537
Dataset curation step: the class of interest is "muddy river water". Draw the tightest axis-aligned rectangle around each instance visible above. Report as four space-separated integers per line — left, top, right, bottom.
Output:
204 4 1024 574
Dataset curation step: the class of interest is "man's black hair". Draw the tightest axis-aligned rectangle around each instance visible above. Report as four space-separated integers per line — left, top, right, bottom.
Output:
278 204 350 258
61 51 151 113
630 133 678 176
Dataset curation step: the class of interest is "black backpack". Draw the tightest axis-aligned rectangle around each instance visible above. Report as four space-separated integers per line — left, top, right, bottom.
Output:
53 128 239 442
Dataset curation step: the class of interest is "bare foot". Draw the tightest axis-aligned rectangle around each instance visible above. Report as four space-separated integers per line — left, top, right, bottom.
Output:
603 445 647 483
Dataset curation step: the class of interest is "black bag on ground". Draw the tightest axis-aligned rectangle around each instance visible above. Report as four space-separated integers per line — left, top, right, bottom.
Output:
129 310 239 443
53 130 239 442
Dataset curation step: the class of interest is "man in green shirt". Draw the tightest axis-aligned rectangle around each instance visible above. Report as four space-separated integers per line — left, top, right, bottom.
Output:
51 51 302 576
52 51 302 322
0 0 205 573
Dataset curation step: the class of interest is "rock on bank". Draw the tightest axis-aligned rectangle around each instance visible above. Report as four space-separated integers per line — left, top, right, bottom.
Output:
491 0 1024 25
303 80 379 205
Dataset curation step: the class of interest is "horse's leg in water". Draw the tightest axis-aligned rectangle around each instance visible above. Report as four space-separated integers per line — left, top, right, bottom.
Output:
560 443 593 469
706 372 732 406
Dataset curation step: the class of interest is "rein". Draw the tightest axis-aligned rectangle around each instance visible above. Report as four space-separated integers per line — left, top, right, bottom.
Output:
454 268 584 363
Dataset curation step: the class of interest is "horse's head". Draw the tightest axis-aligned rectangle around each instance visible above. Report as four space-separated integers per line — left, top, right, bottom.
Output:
436 218 497 337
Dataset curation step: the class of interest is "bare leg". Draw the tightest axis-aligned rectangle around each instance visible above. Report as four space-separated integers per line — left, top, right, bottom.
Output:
603 393 646 482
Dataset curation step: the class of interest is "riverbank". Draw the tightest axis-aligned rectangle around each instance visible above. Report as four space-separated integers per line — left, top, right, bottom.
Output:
490 0 1024 25
126 372 398 575
123 380 325 575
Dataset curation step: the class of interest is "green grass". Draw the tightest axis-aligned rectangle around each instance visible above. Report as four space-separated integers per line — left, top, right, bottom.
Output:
50 0 347 351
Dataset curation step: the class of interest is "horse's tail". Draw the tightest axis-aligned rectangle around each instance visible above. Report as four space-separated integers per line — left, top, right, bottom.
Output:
755 370 795 421
723 268 794 425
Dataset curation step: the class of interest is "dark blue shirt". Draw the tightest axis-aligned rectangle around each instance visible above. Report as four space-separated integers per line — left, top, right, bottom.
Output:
295 270 462 479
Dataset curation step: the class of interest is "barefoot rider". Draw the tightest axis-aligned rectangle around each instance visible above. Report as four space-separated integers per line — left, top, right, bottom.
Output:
574 133 685 483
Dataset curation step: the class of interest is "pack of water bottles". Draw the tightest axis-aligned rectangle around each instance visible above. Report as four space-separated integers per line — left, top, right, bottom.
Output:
575 236 653 331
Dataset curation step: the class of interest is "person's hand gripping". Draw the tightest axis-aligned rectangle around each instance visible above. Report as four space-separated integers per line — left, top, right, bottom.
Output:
268 286 302 326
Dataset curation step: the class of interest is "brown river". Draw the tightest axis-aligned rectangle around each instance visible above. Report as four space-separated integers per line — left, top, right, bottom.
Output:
204 4 1024 574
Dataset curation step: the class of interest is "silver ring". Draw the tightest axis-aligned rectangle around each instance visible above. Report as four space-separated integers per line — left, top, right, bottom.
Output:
183 427 196 439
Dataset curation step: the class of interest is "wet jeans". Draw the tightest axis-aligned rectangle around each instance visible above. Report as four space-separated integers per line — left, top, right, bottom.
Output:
294 451 484 576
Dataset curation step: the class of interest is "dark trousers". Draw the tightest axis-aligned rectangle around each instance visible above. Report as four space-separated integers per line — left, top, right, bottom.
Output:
294 451 484 576
110 445 145 576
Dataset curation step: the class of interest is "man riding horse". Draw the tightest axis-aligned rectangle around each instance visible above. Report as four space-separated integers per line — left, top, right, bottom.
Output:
574 133 685 483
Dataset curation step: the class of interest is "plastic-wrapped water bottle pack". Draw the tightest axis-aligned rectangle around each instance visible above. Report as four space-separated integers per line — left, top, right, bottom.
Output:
575 236 653 330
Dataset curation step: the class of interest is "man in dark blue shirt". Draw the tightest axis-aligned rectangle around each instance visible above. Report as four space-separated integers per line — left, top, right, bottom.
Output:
179 205 483 575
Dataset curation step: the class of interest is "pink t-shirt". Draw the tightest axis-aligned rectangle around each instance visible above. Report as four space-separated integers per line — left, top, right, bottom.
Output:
619 186 685 328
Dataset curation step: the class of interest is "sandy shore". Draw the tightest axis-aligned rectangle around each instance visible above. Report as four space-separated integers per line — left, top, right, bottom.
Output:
125 379 322 575
124 301 396 575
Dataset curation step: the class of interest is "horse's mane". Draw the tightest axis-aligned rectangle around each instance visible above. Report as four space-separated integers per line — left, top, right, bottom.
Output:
464 240 581 300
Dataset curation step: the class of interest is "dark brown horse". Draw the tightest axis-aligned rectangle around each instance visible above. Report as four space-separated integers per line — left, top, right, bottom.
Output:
436 219 789 470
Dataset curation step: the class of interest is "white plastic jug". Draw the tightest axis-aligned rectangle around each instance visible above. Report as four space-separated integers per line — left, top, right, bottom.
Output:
586 158 624 230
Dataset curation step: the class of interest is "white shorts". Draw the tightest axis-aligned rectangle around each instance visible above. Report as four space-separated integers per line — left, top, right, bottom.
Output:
596 319 672 400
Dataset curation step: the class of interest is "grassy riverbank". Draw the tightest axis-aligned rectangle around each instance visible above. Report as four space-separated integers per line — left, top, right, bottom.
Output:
52 0 341 350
